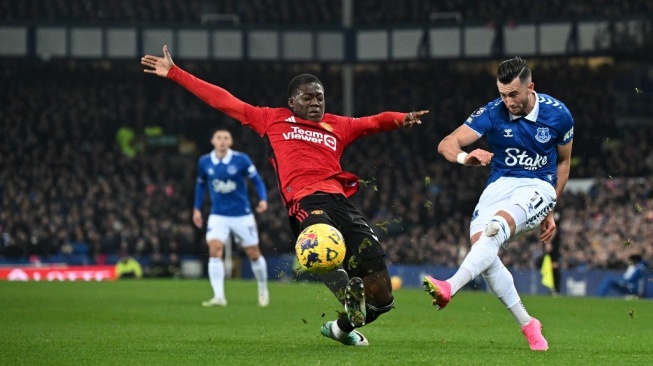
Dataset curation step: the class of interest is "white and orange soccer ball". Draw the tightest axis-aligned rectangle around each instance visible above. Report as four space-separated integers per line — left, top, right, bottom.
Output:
295 223 346 274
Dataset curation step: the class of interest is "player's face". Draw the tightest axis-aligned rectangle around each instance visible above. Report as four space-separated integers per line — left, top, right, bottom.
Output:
211 130 233 153
288 82 325 122
497 77 534 116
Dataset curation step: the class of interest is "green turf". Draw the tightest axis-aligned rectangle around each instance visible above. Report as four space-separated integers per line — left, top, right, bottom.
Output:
1 279 652 365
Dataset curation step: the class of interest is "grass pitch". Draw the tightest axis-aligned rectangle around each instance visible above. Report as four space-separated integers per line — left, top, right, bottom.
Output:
1 279 652 365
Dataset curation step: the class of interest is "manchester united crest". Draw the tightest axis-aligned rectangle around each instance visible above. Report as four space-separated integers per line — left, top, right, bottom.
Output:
319 122 333 132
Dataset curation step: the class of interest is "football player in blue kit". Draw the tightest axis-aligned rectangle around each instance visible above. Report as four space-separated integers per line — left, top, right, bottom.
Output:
193 129 270 307
424 57 574 351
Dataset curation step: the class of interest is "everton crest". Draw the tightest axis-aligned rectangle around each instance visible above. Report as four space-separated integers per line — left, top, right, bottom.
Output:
535 127 551 143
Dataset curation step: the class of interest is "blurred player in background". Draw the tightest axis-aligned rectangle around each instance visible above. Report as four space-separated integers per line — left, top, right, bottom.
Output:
424 57 574 351
193 128 269 307
142 45 428 346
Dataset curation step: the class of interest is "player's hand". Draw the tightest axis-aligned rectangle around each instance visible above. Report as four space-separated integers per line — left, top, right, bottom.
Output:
403 110 429 128
539 212 556 243
192 209 203 228
256 200 268 213
141 45 175 78
464 148 494 166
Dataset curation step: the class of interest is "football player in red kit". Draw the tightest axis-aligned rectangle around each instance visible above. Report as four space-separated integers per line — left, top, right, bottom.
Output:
142 45 428 346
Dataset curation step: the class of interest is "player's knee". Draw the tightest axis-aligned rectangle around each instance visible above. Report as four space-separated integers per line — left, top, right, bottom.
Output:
485 216 508 237
362 267 393 304
484 215 511 247
244 245 261 261
207 239 225 258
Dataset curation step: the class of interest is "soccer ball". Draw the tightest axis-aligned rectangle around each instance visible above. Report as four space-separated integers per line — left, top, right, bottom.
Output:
295 223 346 274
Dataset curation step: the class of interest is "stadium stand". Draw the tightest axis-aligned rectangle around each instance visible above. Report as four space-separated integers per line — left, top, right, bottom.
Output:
1 0 651 24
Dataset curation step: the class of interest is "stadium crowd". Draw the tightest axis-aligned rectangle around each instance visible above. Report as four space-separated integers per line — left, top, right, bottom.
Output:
1 0 651 24
1 57 651 273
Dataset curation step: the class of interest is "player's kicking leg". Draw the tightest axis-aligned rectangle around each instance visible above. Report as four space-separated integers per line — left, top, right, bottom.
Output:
320 265 394 346
344 277 366 326
319 269 369 346
320 320 369 346
423 276 452 310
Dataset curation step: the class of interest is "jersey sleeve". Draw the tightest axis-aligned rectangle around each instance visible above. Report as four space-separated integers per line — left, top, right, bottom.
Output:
339 111 406 144
242 154 258 179
193 159 207 210
167 65 275 136
243 155 268 201
249 173 268 202
167 65 248 121
463 104 493 137
242 104 274 136
557 106 574 145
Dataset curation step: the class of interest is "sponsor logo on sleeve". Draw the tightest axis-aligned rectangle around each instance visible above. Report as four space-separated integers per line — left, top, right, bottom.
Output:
563 127 574 140
466 107 486 123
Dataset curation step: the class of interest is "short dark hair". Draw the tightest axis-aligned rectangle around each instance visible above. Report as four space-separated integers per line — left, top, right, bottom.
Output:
629 254 643 263
287 74 323 98
497 57 531 85
212 127 230 136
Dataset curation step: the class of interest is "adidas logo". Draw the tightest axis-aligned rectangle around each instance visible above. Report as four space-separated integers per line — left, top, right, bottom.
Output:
285 116 296 123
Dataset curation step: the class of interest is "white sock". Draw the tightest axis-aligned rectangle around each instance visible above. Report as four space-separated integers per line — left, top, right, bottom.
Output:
208 257 225 300
331 320 347 338
455 234 502 286
250 256 268 291
447 267 473 296
508 302 532 327
456 215 511 282
482 256 531 327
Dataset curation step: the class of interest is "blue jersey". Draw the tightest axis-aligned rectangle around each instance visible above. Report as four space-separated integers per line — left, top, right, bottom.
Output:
464 92 574 188
194 149 267 216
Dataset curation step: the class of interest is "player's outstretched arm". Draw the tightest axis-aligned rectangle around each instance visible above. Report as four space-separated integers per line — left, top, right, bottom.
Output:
141 45 248 122
141 45 174 78
349 110 429 139
402 110 429 128
438 125 493 166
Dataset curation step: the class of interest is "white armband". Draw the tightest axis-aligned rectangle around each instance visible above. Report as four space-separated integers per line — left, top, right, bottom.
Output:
456 152 468 165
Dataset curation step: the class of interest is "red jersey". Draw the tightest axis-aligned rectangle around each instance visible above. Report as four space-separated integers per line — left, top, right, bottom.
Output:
168 66 407 209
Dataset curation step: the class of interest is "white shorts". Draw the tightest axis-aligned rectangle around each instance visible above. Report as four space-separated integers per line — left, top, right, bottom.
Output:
206 214 259 247
470 177 557 238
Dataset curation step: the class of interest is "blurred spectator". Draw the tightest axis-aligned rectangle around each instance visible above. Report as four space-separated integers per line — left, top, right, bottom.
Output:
596 253 649 298
115 256 144 279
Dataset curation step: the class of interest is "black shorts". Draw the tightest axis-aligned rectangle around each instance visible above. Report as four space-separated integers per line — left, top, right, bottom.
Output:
289 193 386 278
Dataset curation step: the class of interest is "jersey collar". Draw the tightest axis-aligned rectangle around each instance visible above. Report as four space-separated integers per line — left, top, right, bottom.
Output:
509 91 539 122
211 149 233 164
